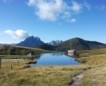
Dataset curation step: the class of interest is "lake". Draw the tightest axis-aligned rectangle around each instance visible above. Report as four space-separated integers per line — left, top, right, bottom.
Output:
31 53 80 66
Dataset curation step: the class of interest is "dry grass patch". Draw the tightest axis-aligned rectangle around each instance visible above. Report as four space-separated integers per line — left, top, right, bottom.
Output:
77 54 106 66
0 64 88 86
76 48 106 86
81 66 106 86
0 59 31 71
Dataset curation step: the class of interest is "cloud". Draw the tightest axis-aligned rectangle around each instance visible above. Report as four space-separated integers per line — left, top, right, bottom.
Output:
71 1 82 13
4 29 29 39
66 18 77 23
28 0 65 21
83 1 106 11
84 1 91 11
71 18 76 23
28 0 83 22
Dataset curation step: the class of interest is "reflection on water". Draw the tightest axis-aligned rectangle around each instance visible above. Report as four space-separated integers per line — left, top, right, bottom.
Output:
30 55 40 60
35 55 41 60
51 52 64 56
31 52 80 66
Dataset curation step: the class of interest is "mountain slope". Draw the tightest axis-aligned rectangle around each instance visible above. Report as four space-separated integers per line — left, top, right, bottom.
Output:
36 43 56 50
57 37 106 50
0 45 47 55
48 40 63 46
17 36 44 47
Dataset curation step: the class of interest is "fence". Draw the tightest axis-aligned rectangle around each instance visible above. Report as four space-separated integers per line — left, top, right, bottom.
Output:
0 57 1 69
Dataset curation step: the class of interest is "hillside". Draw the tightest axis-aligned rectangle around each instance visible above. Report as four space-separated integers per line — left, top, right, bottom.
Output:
48 40 63 46
57 37 106 50
0 45 47 55
36 43 56 50
2 37 106 51
17 36 44 47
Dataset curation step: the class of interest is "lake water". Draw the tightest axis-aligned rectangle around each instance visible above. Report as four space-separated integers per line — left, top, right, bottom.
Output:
31 53 80 66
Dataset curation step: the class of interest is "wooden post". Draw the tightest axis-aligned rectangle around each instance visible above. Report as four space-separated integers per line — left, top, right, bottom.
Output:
18 60 19 66
11 65 13 69
0 57 1 69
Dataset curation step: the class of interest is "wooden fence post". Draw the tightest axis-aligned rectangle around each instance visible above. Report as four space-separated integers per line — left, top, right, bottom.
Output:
0 57 1 69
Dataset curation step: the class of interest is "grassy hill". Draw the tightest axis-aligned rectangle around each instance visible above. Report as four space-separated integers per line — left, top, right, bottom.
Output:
57 37 106 51
0 45 48 55
76 48 106 86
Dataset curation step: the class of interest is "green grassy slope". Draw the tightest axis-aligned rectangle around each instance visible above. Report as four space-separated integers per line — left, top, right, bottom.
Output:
0 45 48 55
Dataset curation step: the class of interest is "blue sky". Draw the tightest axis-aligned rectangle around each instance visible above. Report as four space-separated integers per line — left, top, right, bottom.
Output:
0 0 106 44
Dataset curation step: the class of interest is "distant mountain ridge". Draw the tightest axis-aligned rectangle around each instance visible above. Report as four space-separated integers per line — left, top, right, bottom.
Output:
36 43 56 50
57 37 106 50
17 36 44 47
15 36 106 50
48 40 63 46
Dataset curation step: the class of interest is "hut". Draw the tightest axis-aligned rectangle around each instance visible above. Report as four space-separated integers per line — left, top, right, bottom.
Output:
68 50 76 56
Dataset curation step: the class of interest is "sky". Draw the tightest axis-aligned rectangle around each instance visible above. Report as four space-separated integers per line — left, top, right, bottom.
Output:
0 0 106 44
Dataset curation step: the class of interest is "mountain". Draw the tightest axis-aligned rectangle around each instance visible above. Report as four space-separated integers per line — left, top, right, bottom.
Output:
36 43 56 50
15 36 106 50
36 40 63 51
48 40 63 46
17 36 44 47
57 37 106 51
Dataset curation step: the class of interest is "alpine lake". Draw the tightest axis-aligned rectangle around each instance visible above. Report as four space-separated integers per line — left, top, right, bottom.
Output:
30 52 80 66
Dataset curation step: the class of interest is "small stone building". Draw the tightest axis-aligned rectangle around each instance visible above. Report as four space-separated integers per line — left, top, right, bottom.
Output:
68 50 76 56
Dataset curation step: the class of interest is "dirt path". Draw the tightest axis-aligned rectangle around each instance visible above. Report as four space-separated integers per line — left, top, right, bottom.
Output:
69 67 92 86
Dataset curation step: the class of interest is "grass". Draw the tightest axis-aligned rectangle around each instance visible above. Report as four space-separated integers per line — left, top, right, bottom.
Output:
77 48 106 57
76 48 106 86
76 48 106 66
0 58 88 86
0 61 88 86
77 54 106 66
81 66 106 86
0 45 49 55
0 48 106 86
0 55 33 59
0 59 31 70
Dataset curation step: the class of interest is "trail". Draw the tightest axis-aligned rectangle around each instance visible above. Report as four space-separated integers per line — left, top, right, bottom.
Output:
69 67 92 86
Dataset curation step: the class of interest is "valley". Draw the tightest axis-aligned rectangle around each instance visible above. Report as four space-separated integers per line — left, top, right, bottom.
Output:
0 37 106 86
0 0 106 85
